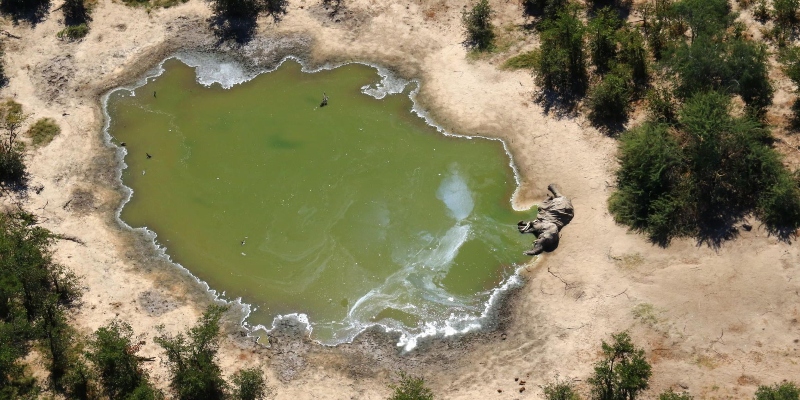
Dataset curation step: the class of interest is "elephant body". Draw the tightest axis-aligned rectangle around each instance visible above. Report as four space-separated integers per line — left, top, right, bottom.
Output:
517 184 574 256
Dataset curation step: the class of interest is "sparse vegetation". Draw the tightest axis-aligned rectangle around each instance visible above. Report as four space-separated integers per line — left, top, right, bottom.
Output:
503 50 539 70
121 0 188 8
26 118 60 147
388 371 434 400
543 378 580 400
462 0 495 51
659 389 694 400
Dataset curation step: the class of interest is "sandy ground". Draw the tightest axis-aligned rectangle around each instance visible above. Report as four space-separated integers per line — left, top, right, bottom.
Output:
1 0 799 398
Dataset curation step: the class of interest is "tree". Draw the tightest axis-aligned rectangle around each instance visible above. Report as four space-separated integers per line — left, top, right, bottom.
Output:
671 0 732 40
0 100 26 186
155 305 229 400
0 0 50 24
231 368 271 400
462 0 495 51
588 332 651 400
87 320 161 399
533 5 587 99
0 212 83 396
388 371 434 400
587 7 622 73
755 382 800 400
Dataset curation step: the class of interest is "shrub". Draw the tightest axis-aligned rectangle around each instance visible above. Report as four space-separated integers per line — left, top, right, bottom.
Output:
231 368 271 400
610 91 798 243
57 24 89 40
670 37 772 114
755 382 800 400
503 50 539 70
645 87 677 123
26 118 60 147
587 69 632 126
389 371 434 400
462 0 495 51
543 378 580 400
588 332 651 400
773 0 799 31
659 389 694 400
757 170 800 237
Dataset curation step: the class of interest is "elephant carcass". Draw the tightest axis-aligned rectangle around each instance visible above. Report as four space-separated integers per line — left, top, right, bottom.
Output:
517 184 574 256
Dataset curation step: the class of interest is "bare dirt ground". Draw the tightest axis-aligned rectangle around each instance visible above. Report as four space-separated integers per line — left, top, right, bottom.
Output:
1 0 799 398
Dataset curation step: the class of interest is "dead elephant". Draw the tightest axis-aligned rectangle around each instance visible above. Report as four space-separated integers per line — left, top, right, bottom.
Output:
517 183 574 256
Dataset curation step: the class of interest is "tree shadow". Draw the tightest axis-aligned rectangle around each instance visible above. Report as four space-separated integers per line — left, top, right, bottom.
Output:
586 0 631 20
210 14 258 45
533 87 585 119
0 0 51 26
589 115 628 137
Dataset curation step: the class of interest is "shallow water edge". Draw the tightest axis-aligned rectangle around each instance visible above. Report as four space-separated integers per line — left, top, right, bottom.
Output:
101 49 538 352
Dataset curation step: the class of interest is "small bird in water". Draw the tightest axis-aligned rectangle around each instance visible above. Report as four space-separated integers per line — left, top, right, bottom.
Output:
120 142 126 147
241 240 246 246
146 153 152 159
320 92 329 107
153 91 157 98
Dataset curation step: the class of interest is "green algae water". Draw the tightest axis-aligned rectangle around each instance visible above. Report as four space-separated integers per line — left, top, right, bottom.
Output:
106 57 531 348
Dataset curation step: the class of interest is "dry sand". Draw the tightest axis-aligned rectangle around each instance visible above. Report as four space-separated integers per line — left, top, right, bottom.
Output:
1 0 799 398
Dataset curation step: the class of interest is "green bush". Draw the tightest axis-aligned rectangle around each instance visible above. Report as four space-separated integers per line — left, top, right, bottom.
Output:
588 332 651 400
533 5 587 98
543 378 580 400
231 368 270 400
669 37 772 114
755 382 800 400
503 51 539 70
587 7 622 73
27 118 60 147
773 0 799 31
659 389 694 400
389 371 434 400
88 320 161 399
610 91 799 243
617 27 649 87
587 69 632 126
155 305 229 400
671 0 732 40
462 0 495 51
57 24 89 40
645 87 677 123
757 170 800 236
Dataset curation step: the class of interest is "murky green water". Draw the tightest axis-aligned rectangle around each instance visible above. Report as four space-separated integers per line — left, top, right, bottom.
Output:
107 59 531 345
